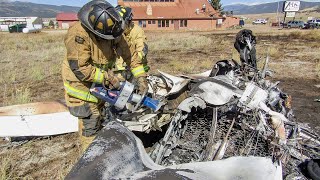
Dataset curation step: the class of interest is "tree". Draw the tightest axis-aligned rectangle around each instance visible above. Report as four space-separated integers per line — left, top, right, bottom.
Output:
209 0 223 12
49 20 54 28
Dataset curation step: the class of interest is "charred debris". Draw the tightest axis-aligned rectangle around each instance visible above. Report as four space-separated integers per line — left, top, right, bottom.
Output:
147 29 320 179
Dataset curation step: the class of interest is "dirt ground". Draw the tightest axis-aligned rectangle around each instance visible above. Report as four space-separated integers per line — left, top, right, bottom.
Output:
0 25 320 179
278 78 320 134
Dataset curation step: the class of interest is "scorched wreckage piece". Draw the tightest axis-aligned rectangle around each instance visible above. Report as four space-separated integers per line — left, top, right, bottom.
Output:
66 121 282 180
0 102 78 137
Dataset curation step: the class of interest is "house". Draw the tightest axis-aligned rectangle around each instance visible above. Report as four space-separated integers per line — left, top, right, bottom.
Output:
56 13 78 29
118 0 239 30
0 17 43 32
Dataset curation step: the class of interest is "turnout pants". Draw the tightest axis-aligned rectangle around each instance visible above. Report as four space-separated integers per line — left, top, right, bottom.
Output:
68 99 104 152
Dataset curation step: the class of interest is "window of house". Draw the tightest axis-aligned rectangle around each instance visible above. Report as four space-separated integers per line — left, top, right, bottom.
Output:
158 20 170 28
139 20 147 28
152 20 156 24
180 20 187 27
148 20 152 24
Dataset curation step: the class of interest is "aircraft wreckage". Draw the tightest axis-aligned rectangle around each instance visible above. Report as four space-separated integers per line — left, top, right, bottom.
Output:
0 30 319 179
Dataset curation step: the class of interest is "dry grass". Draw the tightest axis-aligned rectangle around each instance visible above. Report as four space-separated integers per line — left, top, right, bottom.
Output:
1 85 32 106
10 87 32 105
147 31 236 74
0 151 15 180
0 134 81 179
148 32 214 52
285 30 320 40
0 32 65 106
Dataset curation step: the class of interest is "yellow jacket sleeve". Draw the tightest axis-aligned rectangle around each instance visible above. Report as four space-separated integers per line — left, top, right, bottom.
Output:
119 24 148 77
130 25 147 64
64 28 105 84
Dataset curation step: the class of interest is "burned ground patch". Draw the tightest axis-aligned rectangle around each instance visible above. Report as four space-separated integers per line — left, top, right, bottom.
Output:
277 78 320 134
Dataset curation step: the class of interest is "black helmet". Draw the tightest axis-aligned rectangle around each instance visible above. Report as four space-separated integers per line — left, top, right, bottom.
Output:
115 5 133 25
78 0 125 40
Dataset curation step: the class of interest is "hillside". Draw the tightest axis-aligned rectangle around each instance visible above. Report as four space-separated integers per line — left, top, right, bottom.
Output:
223 1 320 15
0 1 80 18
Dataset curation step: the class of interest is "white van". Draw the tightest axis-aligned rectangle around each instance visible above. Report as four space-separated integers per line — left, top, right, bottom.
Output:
252 19 267 25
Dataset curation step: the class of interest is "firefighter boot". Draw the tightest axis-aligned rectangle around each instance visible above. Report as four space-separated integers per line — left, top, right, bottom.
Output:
80 135 96 153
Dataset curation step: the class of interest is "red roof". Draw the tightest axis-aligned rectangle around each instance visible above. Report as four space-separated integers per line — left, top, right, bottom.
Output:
119 0 220 20
56 13 78 21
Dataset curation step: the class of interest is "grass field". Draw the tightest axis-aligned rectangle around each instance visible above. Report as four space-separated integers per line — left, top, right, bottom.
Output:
0 24 320 179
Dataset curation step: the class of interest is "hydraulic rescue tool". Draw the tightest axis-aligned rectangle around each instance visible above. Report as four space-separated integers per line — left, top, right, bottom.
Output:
90 81 162 111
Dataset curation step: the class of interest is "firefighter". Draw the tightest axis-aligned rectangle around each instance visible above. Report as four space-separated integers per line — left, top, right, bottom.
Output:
114 5 149 92
61 0 148 152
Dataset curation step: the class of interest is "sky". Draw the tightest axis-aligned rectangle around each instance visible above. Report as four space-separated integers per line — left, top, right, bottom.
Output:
6 0 320 7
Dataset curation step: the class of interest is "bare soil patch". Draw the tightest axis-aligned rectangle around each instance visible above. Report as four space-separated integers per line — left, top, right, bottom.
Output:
277 78 320 134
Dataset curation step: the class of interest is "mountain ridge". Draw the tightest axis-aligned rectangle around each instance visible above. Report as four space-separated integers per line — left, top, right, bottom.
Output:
0 1 80 18
223 1 320 15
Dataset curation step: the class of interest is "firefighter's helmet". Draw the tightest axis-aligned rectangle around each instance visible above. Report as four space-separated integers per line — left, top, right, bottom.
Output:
115 5 133 25
78 0 125 39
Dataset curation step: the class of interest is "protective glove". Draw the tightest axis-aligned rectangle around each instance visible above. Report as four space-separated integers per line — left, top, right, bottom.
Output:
104 70 121 90
137 76 148 95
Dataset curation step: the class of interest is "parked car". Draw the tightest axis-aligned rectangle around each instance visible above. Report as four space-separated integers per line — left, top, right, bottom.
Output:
252 19 267 25
304 23 319 29
308 19 320 25
286 21 306 29
306 19 320 29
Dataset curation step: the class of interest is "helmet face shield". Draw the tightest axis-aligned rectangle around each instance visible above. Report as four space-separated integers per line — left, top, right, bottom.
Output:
78 1 125 40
